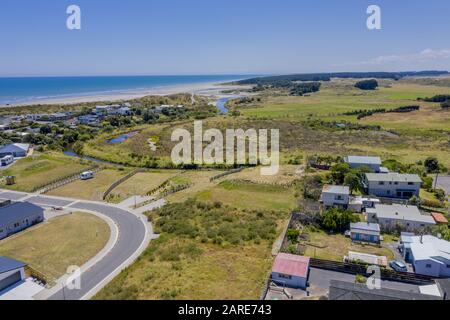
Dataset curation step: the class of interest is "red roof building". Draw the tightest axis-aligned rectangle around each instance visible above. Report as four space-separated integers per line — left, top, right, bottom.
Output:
271 253 310 289
431 212 449 225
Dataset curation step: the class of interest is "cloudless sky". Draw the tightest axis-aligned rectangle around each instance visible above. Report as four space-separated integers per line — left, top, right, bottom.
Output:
0 0 449 76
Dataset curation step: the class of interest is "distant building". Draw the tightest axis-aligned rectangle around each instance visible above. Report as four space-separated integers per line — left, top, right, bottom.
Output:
271 253 310 289
320 185 350 209
0 257 27 292
350 222 381 244
78 115 99 125
408 236 450 278
367 204 435 232
0 155 14 167
0 201 45 240
0 143 31 158
363 173 422 199
344 156 382 172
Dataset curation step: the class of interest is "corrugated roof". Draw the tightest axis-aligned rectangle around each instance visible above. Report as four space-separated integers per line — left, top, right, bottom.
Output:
322 185 350 195
0 256 27 274
367 204 435 224
345 156 382 165
272 253 310 278
0 202 44 227
350 222 380 233
431 212 448 224
365 173 422 183
0 143 30 153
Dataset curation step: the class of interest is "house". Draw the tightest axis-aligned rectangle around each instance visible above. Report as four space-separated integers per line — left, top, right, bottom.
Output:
0 155 14 167
328 280 440 300
270 253 310 289
344 155 382 172
0 143 31 158
48 112 71 122
349 222 381 244
363 173 422 199
367 204 435 232
0 257 27 292
344 251 387 267
78 114 99 125
408 236 450 278
0 201 45 240
431 212 448 225
399 232 417 262
320 185 350 209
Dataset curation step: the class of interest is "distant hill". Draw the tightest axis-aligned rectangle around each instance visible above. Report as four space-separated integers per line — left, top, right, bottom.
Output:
235 71 449 85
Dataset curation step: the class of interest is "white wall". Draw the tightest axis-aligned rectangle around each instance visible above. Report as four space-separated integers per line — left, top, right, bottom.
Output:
271 273 307 289
322 192 349 208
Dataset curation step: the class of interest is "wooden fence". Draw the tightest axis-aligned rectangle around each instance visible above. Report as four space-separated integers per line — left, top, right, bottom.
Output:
103 168 146 200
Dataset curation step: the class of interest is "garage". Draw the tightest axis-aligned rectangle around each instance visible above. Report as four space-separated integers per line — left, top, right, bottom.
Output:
0 256 27 292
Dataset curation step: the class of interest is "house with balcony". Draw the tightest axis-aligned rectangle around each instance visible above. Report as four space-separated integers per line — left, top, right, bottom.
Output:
363 173 422 199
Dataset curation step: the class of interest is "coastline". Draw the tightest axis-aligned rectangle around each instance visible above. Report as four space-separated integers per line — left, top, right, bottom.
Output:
0 81 251 108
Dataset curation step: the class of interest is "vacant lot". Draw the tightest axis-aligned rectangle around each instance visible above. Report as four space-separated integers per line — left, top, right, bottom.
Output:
0 153 90 192
303 228 395 262
196 180 297 212
0 212 110 281
95 200 287 300
108 170 181 202
48 169 131 201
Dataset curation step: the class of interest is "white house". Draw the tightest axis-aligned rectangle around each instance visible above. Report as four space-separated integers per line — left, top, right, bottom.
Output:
271 253 310 289
320 185 350 209
344 156 383 172
0 201 45 240
0 257 26 292
409 236 450 278
350 222 381 244
0 143 31 158
367 204 435 232
363 173 422 199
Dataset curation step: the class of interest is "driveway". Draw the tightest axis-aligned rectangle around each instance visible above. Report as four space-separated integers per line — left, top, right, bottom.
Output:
434 175 450 199
0 189 152 300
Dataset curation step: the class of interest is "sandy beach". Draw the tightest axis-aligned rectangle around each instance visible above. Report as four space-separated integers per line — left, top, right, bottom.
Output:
0 82 252 108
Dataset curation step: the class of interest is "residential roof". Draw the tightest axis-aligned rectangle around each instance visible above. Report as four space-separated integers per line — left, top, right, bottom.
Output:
0 201 44 227
367 204 435 225
431 212 449 224
350 222 381 233
365 173 422 183
322 185 350 195
409 235 450 262
328 280 440 300
272 253 310 278
344 156 382 166
347 251 387 266
0 143 30 154
0 256 27 274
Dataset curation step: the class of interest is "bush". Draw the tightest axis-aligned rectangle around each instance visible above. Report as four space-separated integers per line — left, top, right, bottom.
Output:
355 79 378 90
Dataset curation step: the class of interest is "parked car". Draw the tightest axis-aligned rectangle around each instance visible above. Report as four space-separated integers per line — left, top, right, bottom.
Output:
390 261 408 272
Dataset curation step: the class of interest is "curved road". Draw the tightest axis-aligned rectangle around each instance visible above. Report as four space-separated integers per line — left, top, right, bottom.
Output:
0 190 149 300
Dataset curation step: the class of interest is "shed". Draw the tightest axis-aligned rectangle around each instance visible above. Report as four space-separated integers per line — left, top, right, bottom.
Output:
431 212 448 225
271 253 310 289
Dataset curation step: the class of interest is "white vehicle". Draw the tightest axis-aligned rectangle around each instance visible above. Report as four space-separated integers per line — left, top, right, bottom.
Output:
80 171 94 180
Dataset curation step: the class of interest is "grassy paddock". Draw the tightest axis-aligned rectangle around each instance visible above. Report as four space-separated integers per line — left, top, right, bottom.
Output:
0 212 110 280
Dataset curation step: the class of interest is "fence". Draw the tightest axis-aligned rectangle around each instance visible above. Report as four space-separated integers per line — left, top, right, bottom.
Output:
103 168 145 200
209 167 244 182
309 258 435 285
35 165 101 194
25 266 55 288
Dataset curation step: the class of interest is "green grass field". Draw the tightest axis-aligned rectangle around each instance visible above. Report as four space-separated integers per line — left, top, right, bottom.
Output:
0 153 91 192
0 212 110 281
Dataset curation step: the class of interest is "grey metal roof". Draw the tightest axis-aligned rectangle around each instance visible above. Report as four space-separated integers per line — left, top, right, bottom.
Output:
345 156 382 165
0 143 30 153
329 280 440 300
367 204 435 224
322 185 350 195
0 201 44 227
0 256 27 274
350 222 380 233
365 173 422 183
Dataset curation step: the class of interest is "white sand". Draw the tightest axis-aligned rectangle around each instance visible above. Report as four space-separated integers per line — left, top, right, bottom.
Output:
1 82 252 107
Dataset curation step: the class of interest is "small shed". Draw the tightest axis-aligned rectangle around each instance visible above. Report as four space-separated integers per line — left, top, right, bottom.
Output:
431 212 448 225
271 253 310 289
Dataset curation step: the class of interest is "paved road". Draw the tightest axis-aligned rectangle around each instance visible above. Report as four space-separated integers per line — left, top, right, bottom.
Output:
435 175 450 200
0 190 149 300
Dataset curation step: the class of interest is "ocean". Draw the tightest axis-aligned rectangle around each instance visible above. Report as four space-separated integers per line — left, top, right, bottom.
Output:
0 75 249 105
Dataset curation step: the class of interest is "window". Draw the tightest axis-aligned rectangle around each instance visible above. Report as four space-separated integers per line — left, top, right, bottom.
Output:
447 265 450 269
394 182 399 185
379 182 385 185
408 182 414 185
426 264 432 268
335 195 343 201
278 274 292 280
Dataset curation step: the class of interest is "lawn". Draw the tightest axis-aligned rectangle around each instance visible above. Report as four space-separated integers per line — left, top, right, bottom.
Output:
107 170 181 202
0 212 110 281
0 153 90 192
196 180 298 212
303 229 395 262
48 168 131 201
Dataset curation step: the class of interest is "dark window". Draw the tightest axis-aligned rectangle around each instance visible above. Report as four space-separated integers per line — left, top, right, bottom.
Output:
278 274 292 280
426 264 432 268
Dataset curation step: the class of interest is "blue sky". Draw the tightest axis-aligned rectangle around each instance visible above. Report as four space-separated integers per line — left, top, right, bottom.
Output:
0 0 449 76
